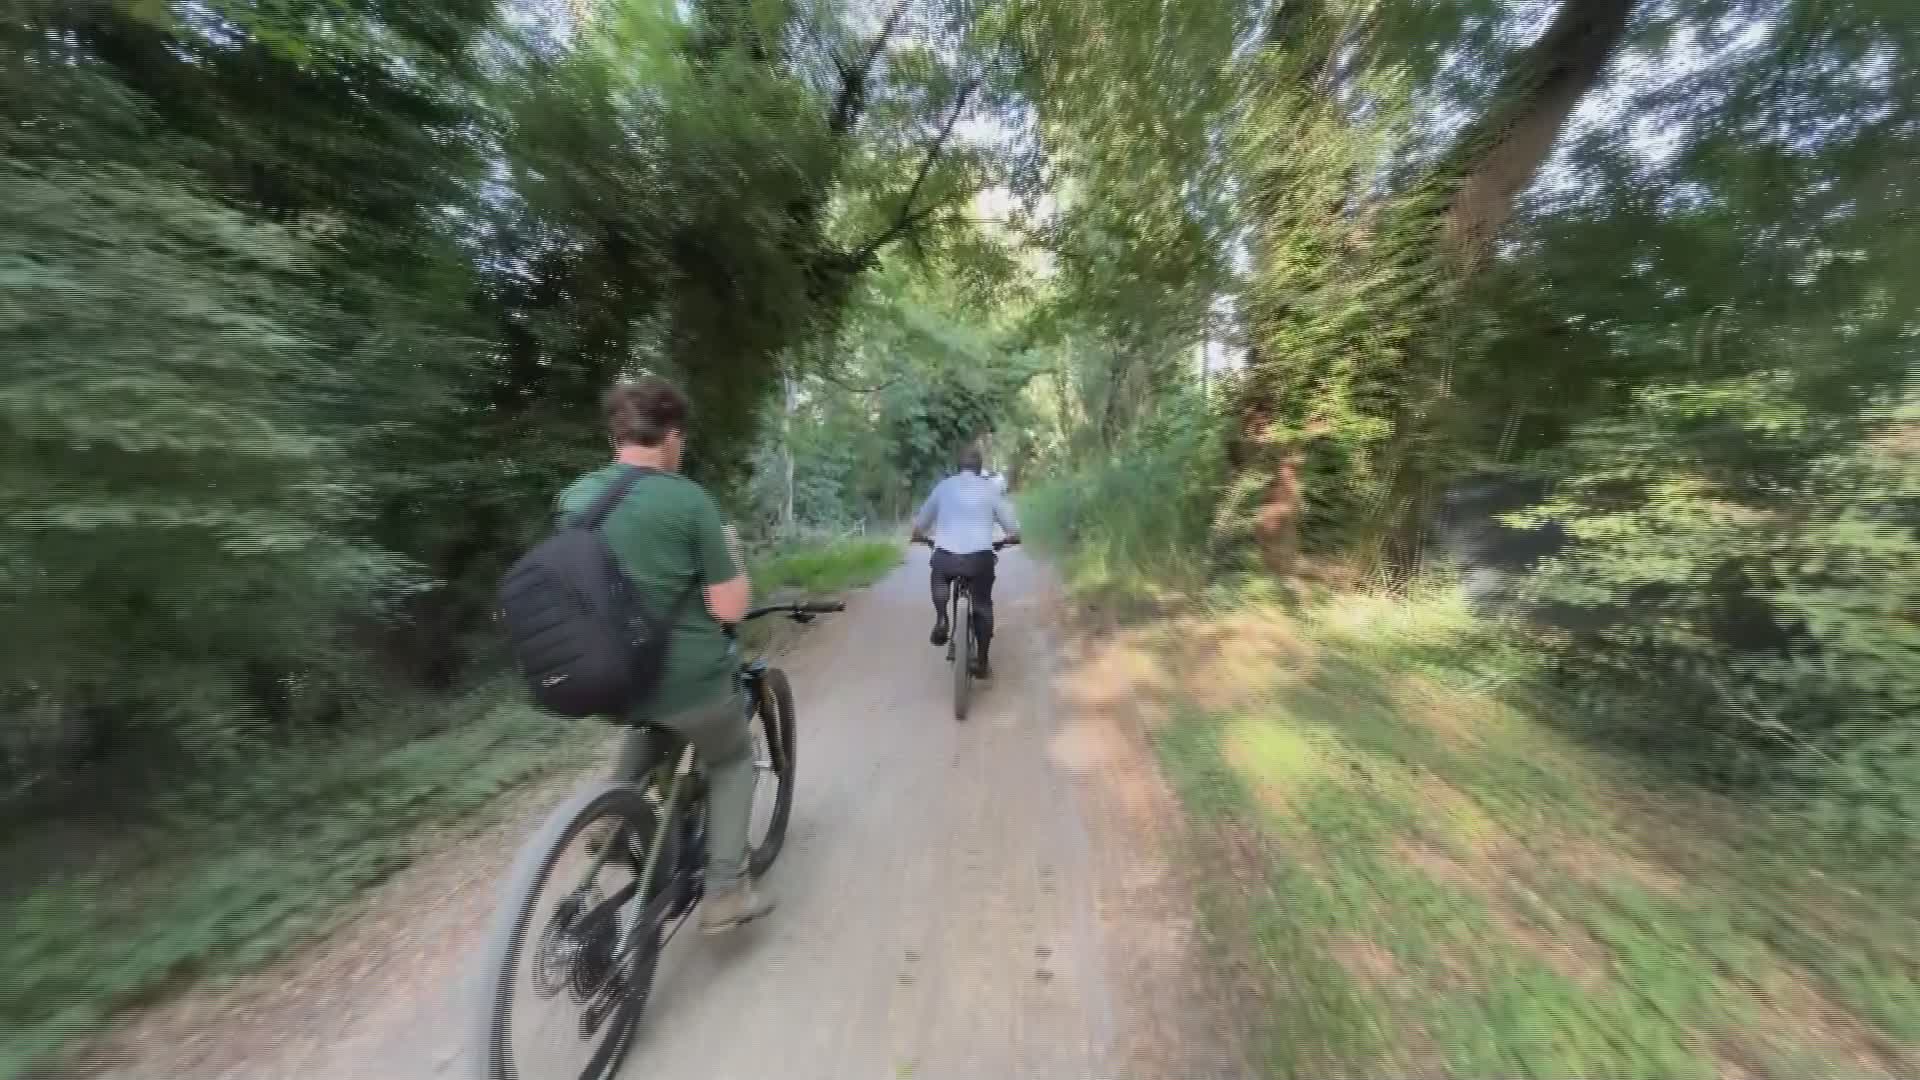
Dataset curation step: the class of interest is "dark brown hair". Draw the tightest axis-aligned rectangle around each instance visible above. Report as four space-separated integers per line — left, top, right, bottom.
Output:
604 376 689 448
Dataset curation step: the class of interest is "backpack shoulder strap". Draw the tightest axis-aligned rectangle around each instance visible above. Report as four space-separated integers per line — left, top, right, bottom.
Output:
574 466 656 530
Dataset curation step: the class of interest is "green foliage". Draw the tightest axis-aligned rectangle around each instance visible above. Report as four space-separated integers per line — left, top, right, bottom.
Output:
1024 384 1228 600
0 0 1023 800
0 160 426 767
753 537 905 597
1463 0 1920 847
1015 0 1920 851
1518 382 1920 847
744 267 1041 534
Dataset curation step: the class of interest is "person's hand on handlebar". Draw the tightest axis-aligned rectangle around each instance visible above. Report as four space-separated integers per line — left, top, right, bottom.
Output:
993 534 1021 552
910 530 932 547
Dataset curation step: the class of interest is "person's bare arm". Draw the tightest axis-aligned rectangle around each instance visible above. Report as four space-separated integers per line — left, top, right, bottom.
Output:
705 570 750 624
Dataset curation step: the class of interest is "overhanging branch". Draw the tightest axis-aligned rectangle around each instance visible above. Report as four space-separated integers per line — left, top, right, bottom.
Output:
849 201 961 265
901 77 980 219
846 76 983 264
814 369 904 394
830 0 912 135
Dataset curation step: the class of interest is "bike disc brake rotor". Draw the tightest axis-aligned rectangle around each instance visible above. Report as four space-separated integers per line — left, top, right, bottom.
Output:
529 887 619 1002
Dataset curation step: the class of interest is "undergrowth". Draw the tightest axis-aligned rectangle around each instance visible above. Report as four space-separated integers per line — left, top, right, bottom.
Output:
0 684 604 1079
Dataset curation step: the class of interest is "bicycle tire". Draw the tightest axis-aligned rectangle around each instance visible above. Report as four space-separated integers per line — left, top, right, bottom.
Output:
953 591 972 721
746 667 797 877
471 780 672 1080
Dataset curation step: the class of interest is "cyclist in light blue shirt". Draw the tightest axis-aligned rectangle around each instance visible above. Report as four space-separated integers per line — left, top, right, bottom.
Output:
910 444 1021 678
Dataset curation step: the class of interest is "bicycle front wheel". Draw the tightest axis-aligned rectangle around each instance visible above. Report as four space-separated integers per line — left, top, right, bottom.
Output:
746 667 797 877
472 780 673 1080
953 591 973 721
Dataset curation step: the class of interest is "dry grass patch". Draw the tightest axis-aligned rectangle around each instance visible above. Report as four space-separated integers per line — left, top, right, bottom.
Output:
1551 831 1689 896
1327 933 1405 987
1388 675 1490 748
1727 965 1913 1077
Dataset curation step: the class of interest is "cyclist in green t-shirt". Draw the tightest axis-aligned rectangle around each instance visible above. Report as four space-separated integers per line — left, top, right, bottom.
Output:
554 376 770 934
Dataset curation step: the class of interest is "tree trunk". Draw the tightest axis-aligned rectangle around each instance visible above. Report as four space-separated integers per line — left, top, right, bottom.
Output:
1440 0 1641 273
1254 447 1306 573
780 371 796 535
1236 0 1638 578
1226 360 1303 574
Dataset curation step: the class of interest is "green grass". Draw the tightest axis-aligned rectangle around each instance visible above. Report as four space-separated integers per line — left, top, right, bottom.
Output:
0 687 606 1080
752 535 904 597
1135 589 1918 1080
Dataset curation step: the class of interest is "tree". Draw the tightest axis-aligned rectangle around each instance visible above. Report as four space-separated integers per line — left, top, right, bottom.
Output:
0 0 1029 791
1437 0 1643 272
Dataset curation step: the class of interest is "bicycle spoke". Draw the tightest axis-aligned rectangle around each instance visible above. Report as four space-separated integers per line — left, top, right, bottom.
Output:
496 810 654 1080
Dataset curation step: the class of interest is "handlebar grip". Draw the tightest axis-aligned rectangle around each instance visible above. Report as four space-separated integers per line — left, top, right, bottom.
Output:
803 600 846 613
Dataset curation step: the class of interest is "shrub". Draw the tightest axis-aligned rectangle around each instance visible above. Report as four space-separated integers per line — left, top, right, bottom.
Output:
1023 388 1228 598
1515 377 1920 850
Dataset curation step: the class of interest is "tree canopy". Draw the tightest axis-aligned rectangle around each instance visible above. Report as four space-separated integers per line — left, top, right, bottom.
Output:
4 0 1915 866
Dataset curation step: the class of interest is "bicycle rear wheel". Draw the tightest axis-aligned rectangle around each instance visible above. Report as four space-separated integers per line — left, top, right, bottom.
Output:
746 667 797 877
953 590 973 721
473 781 674 1080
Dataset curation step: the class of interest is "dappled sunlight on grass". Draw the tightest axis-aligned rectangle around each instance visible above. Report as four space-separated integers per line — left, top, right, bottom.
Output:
1220 715 1329 816
1052 625 1176 716
1085 583 1919 1080
1387 676 1490 749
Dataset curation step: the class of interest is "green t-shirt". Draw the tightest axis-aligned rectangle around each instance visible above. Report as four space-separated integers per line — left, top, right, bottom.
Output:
555 464 743 721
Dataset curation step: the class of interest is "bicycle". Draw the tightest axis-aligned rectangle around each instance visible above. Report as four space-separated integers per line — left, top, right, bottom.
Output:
471 599 843 1080
914 536 1016 721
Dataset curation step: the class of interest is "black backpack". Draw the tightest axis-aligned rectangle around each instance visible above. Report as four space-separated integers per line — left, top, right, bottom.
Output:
498 467 697 719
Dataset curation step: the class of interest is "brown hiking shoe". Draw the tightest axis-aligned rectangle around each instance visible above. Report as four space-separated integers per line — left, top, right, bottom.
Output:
699 881 775 934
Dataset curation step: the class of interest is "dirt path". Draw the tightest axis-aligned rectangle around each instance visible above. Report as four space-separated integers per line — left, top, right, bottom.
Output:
79 551 1248 1080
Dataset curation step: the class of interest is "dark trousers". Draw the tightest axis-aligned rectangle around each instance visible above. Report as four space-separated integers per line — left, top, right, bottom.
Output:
930 548 996 650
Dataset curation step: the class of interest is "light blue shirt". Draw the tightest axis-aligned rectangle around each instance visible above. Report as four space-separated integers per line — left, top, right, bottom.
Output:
913 471 1020 555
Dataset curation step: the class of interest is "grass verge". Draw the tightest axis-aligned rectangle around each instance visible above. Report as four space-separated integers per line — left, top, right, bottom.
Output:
1070 587 1918 1080
752 534 904 597
0 685 606 1079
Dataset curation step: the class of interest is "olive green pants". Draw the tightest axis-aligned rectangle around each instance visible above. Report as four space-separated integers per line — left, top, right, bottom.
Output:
612 691 754 892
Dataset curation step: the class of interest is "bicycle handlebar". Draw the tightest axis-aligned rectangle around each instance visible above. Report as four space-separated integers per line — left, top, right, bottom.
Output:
742 600 846 621
911 536 1020 551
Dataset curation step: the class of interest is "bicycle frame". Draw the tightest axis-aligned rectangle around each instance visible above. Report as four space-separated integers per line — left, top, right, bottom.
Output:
585 602 832 968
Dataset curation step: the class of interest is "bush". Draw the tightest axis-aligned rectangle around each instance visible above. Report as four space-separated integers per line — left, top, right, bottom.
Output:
0 162 424 786
1515 377 1920 851
1023 388 1228 599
